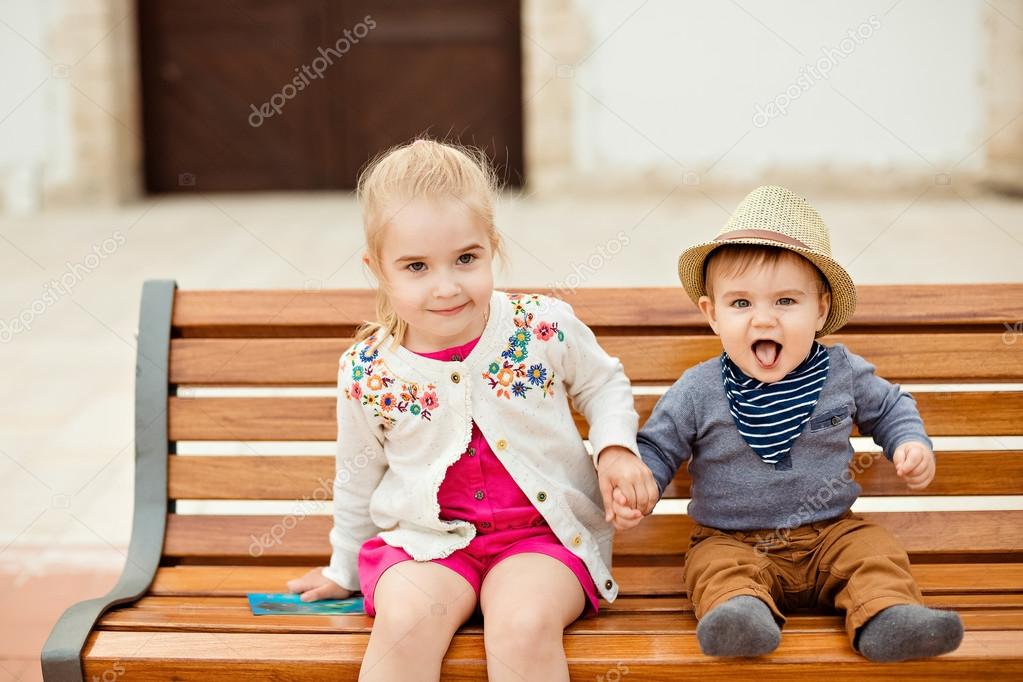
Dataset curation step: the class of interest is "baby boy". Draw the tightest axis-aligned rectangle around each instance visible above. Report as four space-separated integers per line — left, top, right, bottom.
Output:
618 186 963 662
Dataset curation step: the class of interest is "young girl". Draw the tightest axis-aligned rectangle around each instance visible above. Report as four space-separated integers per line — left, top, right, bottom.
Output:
287 139 657 681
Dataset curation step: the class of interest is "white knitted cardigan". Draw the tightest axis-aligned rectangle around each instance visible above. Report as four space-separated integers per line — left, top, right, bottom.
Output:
323 290 641 603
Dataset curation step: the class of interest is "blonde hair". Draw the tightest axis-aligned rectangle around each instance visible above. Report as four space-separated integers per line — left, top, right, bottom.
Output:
704 244 830 300
354 138 504 349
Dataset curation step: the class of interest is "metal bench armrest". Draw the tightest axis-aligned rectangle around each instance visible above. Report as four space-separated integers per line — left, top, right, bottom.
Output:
41 280 176 682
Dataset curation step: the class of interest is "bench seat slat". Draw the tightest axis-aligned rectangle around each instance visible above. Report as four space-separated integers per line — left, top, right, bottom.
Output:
145 563 1023 597
96 598 1023 633
115 594 1023 623
82 630 1023 681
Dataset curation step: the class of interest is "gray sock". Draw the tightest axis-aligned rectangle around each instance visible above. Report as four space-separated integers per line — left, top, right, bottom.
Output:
696 595 781 657
857 604 964 662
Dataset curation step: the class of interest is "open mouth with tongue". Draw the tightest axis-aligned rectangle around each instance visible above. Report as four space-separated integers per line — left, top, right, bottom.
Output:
752 339 782 369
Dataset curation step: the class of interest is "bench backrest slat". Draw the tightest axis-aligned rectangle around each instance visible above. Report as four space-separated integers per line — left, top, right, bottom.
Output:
171 285 1023 333
167 392 1023 441
160 512 1023 564
168 451 1023 500
170 333 1023 385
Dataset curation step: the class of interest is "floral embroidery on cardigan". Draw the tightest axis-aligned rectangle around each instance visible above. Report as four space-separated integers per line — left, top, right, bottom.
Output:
343 338 437 426
482 294 565 399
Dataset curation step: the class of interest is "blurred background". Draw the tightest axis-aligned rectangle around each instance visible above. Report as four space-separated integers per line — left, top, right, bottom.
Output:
1 1 1022 678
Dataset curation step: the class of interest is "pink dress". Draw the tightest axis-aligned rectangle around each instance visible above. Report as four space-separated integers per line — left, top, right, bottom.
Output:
357 334 600 616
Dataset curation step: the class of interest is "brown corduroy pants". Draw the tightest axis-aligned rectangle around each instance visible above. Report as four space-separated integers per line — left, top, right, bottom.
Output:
682 512 925 647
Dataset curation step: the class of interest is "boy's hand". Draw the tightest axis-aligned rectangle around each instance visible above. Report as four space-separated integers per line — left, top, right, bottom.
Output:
893 441 935 490
286 567 353 602
597 445 659 522
610 487 644 531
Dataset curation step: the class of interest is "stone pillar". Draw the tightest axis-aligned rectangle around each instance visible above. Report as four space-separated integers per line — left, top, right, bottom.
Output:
520 0 587 194
42 0 142 208
984 0 1023 195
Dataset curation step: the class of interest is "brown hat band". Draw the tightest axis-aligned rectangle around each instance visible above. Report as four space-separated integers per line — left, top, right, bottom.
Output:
716 229 809 250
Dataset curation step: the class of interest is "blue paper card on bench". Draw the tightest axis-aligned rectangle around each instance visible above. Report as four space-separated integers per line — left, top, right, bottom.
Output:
247 593 365 615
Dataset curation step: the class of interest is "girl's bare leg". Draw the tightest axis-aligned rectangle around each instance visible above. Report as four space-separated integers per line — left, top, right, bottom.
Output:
359 560 477 681
479 553 586 682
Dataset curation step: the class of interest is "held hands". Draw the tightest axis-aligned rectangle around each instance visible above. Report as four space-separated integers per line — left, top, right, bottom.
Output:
609 488 645 531
286 567 353 602
596 446 658 531
893 441 936 490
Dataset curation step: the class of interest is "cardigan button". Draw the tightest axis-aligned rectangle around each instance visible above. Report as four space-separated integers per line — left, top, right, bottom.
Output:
830 415 841 426
536 491 548 503
495 439 508 451
451 353 462 362
467 446 476 457
604 579 614 591
474 490 485 501
450 372 461 384
571 534 582 547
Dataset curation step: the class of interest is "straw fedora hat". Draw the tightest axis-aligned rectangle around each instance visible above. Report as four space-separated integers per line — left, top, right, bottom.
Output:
677 185 856 337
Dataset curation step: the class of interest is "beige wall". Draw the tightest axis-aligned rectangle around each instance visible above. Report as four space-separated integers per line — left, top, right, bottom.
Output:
0 0 1020 213
523 0 1023 197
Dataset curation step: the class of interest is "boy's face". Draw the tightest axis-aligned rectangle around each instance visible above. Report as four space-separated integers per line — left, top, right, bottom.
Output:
698 252 830 383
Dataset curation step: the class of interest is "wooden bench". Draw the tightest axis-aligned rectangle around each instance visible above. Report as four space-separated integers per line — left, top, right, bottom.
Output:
42 280 1023 680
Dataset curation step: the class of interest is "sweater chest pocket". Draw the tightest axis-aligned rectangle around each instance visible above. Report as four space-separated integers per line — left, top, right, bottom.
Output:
809 405 851 432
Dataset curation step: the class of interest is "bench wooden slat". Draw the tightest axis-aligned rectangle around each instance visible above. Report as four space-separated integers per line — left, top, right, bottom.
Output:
169 397 335 441
96 597 1023 633
168 391 1023 441
168 451 1023 500
676 450 1023 497
171 285 1023 337
82 630 1023 681
146 563 1023 597
161 511 1023 562
110 593 1023 624
169 456 334 500
169 333 1023 385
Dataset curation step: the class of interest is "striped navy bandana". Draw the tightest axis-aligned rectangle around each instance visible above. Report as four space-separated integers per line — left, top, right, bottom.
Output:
721 342 830 471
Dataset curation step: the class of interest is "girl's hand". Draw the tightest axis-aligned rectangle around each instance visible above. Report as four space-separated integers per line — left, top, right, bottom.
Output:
597 446 659 521
610 487 644 531
893 441 936 490
286 567 353 602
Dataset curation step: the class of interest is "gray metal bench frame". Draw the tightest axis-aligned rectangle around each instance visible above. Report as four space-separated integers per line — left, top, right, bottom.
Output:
41 280 176 682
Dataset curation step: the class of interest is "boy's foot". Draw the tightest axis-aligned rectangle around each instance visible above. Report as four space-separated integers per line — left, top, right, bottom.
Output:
696 595 781 657
857 604 964 662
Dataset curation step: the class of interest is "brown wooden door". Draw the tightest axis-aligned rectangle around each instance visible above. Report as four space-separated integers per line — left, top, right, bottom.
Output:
138 0 524 192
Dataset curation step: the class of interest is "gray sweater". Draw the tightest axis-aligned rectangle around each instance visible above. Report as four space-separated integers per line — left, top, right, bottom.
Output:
637 343 932 532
